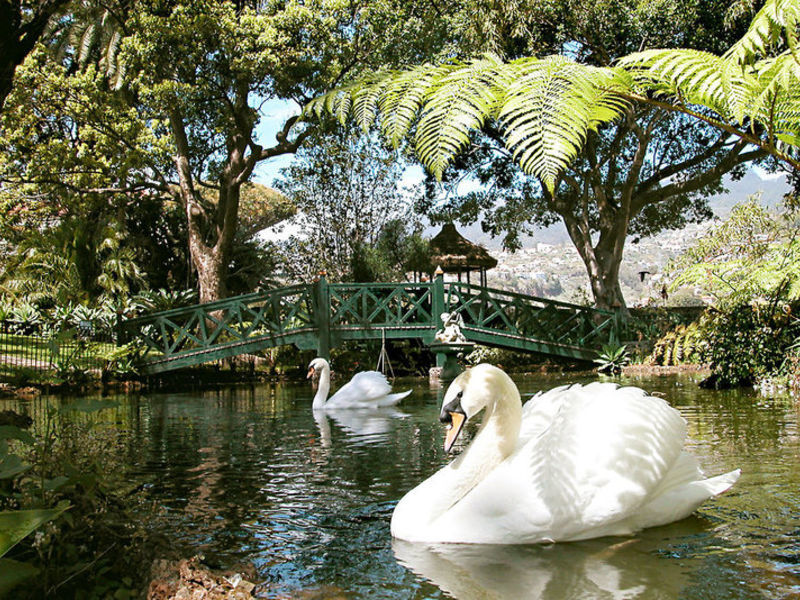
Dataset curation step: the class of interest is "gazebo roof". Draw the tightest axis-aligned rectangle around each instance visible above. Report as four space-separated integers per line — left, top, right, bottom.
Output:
429 223 498 272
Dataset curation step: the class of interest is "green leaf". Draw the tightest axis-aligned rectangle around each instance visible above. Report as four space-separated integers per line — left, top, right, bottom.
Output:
0 558 38 596
0 455 32 480
42 476 70 491
0 502 70 558
776 131 800 146
0 427 34 446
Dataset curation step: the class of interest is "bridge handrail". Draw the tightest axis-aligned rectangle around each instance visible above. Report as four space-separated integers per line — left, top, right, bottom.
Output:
448 282 617 316
117 278 623 372
119 283 311 327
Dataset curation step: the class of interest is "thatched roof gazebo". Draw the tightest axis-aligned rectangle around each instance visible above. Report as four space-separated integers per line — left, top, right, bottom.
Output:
427 223 497 287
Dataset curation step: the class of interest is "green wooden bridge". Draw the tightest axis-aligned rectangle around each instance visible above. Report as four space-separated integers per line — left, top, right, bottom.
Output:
118 276 624 374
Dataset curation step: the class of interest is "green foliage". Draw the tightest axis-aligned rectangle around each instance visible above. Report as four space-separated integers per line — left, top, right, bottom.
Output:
0 504 70 559
0 403 154 598
593 343 630 374
276 128 424 283
699 296 800 388
649 322 707 366
96 343 138 378
620 0 800 167
307 54 631 191
0 205 145 309
134 289 197 313
2 0 459 303
307 0 766 311
667 198 800 307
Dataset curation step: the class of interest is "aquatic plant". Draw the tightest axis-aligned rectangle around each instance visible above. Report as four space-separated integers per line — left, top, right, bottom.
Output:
594 344 630 374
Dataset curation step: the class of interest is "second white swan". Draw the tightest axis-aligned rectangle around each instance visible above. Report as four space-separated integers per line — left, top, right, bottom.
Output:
307 357 411 409
391 364 740 544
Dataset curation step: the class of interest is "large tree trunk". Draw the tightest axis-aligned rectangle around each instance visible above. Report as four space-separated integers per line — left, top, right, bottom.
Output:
561 210 628 311
169 106 247 304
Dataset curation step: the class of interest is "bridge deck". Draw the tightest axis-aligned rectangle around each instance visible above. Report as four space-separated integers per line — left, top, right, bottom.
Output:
118 278 622 374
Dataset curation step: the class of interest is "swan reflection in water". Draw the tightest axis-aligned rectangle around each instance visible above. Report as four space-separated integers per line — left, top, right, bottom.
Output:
313 407 405 447
393 522 703 600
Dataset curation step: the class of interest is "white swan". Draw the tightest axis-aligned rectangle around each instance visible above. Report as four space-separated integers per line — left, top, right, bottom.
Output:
391 364 740 544
307 357 411 409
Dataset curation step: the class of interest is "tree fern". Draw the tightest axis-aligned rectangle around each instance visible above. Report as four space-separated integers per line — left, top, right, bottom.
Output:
724 0 800 65
306 1 800 186
413 55 504 178
306 55 629 191
620 49 752 121
498 57 629 188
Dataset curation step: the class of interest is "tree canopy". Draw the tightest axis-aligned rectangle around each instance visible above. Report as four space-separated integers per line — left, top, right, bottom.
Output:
0 0 458 303
275 128 425 283
308 0 797 309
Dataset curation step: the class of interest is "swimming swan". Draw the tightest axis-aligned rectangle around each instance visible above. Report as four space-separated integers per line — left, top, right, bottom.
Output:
391 364 740 544
307 357 411 410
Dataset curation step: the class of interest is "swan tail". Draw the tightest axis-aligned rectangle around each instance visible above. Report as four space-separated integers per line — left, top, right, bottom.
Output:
378 389 412 407
697 468 741 497
629 467 740 531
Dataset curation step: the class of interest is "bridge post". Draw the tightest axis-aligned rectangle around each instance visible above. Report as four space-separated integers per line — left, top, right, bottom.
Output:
313 274 331 359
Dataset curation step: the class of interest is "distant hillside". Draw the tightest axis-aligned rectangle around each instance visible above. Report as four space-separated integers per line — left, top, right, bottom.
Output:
426 170 792 305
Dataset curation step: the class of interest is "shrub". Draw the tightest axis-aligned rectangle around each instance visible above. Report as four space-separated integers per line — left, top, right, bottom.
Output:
700 297 800 388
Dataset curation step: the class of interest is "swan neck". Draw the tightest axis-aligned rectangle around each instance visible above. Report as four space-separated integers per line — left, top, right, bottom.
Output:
455 385 522 478
434 380 523 515
312 365 331 409
391 370 522 541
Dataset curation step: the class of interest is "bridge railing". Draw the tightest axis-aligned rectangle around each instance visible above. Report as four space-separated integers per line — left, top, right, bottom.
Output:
443 283 619 352
118 277 623 372
118 284 317 369
327 282 436 334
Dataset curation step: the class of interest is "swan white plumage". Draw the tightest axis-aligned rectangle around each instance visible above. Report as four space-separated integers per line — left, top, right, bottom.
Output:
307 357 411 409
391 364 740 544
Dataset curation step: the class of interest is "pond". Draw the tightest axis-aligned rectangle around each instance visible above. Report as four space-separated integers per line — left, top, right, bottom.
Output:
7 372 800 599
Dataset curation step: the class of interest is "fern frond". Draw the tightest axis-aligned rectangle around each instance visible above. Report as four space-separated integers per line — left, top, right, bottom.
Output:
620 49 755 121
378 62 450 148
725 0 800 64
413 55 504 178
498 57 627 189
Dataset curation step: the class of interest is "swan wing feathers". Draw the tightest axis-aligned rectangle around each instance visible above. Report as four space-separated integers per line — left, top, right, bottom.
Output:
326 371 409 407
444 382 691 542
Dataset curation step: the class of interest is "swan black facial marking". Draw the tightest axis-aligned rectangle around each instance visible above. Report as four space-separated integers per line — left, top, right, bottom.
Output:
440 390 465 423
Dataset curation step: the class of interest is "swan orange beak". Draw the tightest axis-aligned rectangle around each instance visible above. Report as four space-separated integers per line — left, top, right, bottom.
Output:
444 411 466 453
307 366 315 379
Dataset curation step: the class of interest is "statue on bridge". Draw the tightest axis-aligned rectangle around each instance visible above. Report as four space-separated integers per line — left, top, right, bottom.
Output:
435 311 467 344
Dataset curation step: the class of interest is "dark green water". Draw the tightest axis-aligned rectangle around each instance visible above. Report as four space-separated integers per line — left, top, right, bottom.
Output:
9 372 800 599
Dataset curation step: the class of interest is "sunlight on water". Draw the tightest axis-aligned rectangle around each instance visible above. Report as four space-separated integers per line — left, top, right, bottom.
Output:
5 372 800 599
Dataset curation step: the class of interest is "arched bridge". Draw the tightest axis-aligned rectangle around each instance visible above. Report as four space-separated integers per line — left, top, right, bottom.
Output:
118 277 623 374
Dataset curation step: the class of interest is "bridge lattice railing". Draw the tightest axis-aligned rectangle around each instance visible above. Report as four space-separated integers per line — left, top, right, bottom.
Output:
118 284 316 365
443 283 619 351
328 283 435 331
